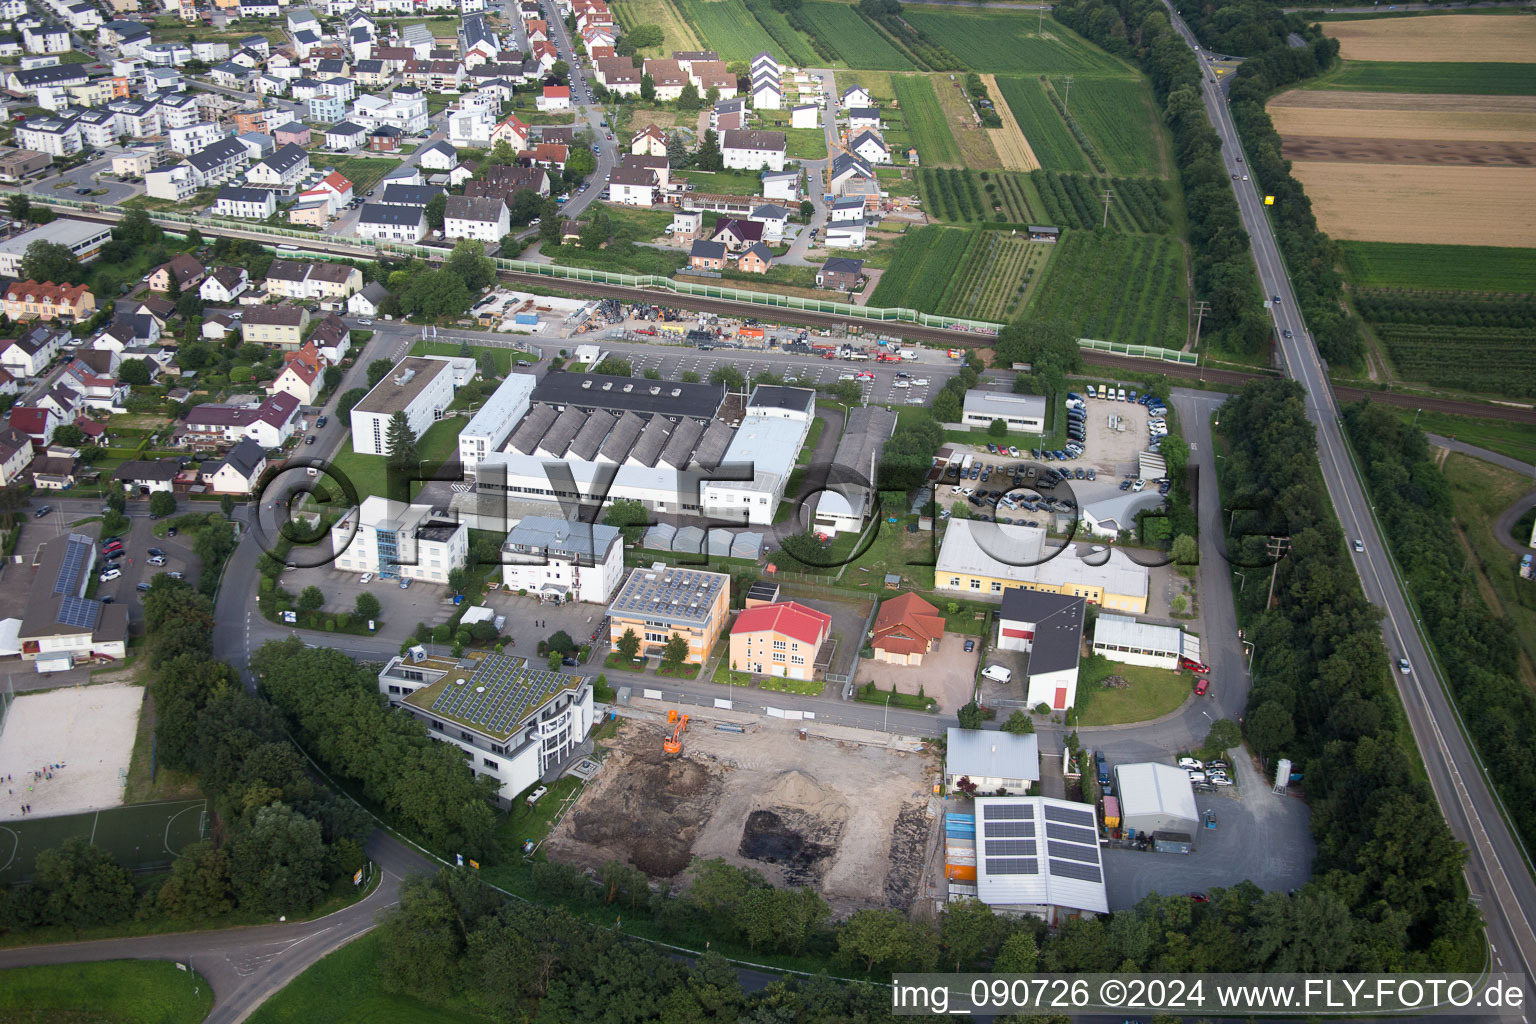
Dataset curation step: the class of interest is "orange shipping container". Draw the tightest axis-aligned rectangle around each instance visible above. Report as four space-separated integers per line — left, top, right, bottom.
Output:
946 863 977 881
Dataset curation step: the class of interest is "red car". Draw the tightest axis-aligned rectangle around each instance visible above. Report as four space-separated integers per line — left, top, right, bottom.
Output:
1194 677 1210 696
1179 656 1210 674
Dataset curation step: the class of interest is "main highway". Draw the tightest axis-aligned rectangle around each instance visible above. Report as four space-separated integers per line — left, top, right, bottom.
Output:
1166 1 1536 986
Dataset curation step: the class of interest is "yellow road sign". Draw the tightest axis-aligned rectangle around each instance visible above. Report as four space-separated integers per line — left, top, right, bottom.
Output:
1264 196 1275 206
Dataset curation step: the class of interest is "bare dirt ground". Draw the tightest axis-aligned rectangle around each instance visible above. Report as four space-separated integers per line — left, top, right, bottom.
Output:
546 719 938 913
1322 14 1536 63
1289 160 1536 246
1281 135 1536 166
0 684 142 820
1268 91 1536 143
982 73 1041 172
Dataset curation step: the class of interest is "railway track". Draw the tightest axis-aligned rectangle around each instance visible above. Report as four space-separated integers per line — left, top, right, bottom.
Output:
51 206 1534 424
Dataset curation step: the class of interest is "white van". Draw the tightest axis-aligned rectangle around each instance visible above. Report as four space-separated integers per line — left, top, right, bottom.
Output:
981 664 1012 683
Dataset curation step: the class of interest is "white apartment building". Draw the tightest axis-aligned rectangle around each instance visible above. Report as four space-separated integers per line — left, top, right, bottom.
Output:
348 355 467 456
501 516 625 604
331 495 468 582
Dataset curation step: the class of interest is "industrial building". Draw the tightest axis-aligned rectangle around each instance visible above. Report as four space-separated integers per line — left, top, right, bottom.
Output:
947 796 1109 923
606 563 729 665
348 355 474 456
961 391 1046 432
14 533 129 671
936 520 1150 614
457 371 535 473
331 496 468 583
500 515 625 604
810 405 897 538
1090 613 1200 670
997 587 1086 712
378 648 592 804
1113 762 1199 847
944 728 1039 793
0 219 112 277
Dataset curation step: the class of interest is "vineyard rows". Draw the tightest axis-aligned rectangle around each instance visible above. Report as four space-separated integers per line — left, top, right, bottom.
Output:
937 233 1046 321
891 75 961 166
676 0 779 62
1028 232 1186 349
742 0 821 65
869 226 972 311
1376 325 1536 397
994 75 1090 174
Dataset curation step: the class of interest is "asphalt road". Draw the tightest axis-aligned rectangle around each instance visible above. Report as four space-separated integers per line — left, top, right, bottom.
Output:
537 0 615 222
1166 0 1536 986
1424 434 1536 558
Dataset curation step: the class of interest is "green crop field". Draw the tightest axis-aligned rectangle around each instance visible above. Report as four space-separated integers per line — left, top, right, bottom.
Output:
741 0 820 65
904 10 1132 75
1030 170 1171 233
938 232 1053 321
995 75 1090 173
1050 75 1164 177
1028 231 1187 348
801 2 916 70
918 168 1045 223
869 226 972 310
1339 241 1536 291
1376 325 1536 396
675 0 779 62
891 74 961 166
1311 60 1536 95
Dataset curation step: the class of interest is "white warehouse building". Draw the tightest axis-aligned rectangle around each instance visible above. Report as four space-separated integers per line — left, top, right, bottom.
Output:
378 649 593 805
458 371 536 474
1091 613 1201 670
348 355 475 456
331 496 469 583
962 390 1046 432
970 796 1108 922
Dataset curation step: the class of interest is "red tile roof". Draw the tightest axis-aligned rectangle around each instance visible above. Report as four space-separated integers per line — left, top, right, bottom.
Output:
4 280 91 307
731 601 831 647
870 591 946 657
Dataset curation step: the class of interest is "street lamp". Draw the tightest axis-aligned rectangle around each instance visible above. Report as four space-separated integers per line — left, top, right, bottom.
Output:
884 692 893 732
1233 571 1246 593
1241 639 1254 676
1412 407 1422 428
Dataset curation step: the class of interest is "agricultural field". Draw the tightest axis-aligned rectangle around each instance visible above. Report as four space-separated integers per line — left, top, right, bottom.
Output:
891 74 962 166
784 127 828 160
1312 60 1536 95
868 226 971 309
995 75 1090 173
1290 161 1535 246
981 74 1039 171
932 73 1002 169
1268 90 1536 143
675 0 778 63
1028 232 1187 349
800 2 916 70
1339 241 1536 291
741 0 820 65
1323 13 1536 63
916 168 1044 224
937 232 1052 321
904 10 1132 75
1030 170 1171 233
1048 75 1166 177
610 0 703 53
1355 289 1536 396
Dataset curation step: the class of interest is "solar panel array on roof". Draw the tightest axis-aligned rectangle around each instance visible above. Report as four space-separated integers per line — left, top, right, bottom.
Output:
1048 840 1099 863
986 839 1037 857
1049 858 1103 883
1046 822 1097 846
983 820 1035 838
1044 803 1094 826
56 593 100 629
54 534 92 594
986 857 1039 875
984 802 1030 820
426 653 568 736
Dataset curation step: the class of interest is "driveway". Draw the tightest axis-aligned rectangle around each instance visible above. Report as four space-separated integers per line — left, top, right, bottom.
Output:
858 641 977 708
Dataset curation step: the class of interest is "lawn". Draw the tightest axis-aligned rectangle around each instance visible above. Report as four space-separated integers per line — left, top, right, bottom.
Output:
677 168 766 196
891 74 962 166
784 127 828 160
246 933 493 1024
1309 59 1536 95
587 202 675 240
544 239 686 276
0 960 213 1024
1072 657 1191 726
1388 407 1536 466
675 0 779 62
494 774 585 850
328 416 464 500
1048 75 1165 177
905 9 1135 75
995 75 1089 173
411 340 535 377
758 675 826 695
1338 240 1536 291
800 2 917 70
314 156 402 195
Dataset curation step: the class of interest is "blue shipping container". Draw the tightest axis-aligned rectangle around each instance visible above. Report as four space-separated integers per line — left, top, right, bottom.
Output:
514 312 539 324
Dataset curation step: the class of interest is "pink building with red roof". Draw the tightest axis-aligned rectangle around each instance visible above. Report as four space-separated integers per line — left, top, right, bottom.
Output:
729 600 833 681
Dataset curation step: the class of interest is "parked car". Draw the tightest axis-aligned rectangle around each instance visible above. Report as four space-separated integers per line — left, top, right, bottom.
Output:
1178 757 1204 771
1194 676 1210 696
963 639 975 653
137 582 151 592
33 505 50 518
99 568 122 582
147 555 166 566
360 572 374 584
317 415 328 427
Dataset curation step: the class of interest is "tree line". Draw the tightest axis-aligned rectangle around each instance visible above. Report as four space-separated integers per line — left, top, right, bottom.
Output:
0 580 372 937
1052 0 1273 357
1220 379 1484 967
1342 402 1536 852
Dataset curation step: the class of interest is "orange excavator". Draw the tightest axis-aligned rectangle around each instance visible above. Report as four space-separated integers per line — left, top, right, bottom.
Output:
664 709 689 754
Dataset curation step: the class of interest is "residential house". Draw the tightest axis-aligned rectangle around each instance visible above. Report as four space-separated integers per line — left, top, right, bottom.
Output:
15 118 81 158
147 254 205 293
308 93 345 122
245 142 310 192
169 121 223 155
185 392 302 448
671 209 702 245
213 184 277 218
200 436 268 494
310 314 351 363
594 57 640 96
790 104 817 129
729 600 831 680
0 426 35 485
850 128 890 165
185 137 251 187
869 591 946 665
269 342 325 404
443 194 509 243
200 266 250 303
367 125 404 152
537 85 570 111
0 327 64 377
112 458 179 494
760 169 799 201
355 203 427 242
711 97 746 132
240 304 309 350
607 166 657 207
847 107 880 132
816 256 864 290
825 219 867 249
2 281 94 322
748 204 788 242
347 281 389 317
630 122 667 156
750 76 780 110
324 121 367 150
379 182 443 207
737 242 772 275
841 84 871 108
710 218 763 252
721 129 786 172
641 58 686 101
416 139 457 171
688 240 725 271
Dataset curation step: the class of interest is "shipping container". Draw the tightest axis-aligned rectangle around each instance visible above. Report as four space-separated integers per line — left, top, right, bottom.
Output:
1102 796 1120 829
514 312 538 324
945 863 977 881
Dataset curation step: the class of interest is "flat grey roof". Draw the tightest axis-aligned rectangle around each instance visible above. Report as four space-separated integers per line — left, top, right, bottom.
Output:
963 389 1047 421
532 372 720 420
354 357 453 416
946 727 1040 782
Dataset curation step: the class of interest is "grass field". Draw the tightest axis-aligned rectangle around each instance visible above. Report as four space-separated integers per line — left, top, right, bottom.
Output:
1394 407 1536 466
1339 240 1536 291
891 74 961 166
611 0 702 54
1074 659 1191 726
247 933 493 1024
675 0 779 63
677 168 765 196
1028 231 1187 349
784 127 828 160
0 960 214 1024
0 800 206 885
314 156 401 195
1311 59 1536 95
905 10 1132 75
996 75 1090 173
868 226 971 310
327 416 463 500
801 2 916 70
1050 75 1165 177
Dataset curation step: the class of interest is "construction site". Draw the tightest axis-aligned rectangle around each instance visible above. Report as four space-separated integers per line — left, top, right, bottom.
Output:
544 712 940 913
